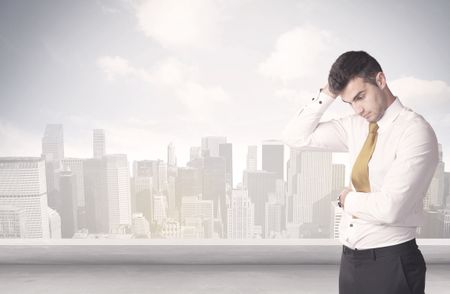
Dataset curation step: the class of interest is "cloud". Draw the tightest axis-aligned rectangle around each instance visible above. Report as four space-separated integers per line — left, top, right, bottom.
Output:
97 56 152 82
97 55 230 122
258 25 337 82
390 76 450 124
133 0 223 48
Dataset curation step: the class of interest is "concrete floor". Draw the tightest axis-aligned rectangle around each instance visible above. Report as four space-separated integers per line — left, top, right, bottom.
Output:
1 264 450 294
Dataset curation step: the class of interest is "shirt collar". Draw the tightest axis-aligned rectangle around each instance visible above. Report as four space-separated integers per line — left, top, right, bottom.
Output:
377 97 404 131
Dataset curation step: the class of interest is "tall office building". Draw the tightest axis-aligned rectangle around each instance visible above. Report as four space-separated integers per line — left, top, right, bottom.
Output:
93 129 106 159
219 143 233 189
42 124 64 211
0 157 50 238
153 194 168 225
131 176 153 226
246 145 257 172
201 136 227 157
167 142 177 167
262 140 284 180
265 195 283 238
48 207 62 239
62 158 85 208
227 189 254 239
59 170 78 238
293 151 333 225
105 154 132 232
188 156 227 236
42 124 64 164
175 167 202 210
244 170 277 238
83 158 109 233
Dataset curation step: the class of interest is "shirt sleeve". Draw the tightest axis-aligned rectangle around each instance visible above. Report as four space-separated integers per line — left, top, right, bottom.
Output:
344 119 439 225
281 91 349 152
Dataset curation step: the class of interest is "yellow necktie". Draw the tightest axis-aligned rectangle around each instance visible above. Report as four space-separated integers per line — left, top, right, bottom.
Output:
351 122 379 192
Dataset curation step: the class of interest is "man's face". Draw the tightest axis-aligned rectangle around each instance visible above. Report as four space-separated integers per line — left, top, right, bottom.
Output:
340 76 387 122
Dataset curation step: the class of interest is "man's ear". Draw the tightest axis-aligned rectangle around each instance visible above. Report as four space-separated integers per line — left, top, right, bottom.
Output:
376 72 386 89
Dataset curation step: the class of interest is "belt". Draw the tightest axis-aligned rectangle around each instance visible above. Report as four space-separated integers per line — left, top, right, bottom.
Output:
342 239 418 259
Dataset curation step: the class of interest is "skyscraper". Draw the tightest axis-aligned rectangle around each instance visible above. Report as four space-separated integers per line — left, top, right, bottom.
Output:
227 189 254 239
219 143 233 189
42 124 64 164
246 145 257 172
0 157 50 238
93 129 106 159
244 170 277 238
293 151 333 225
105 154 132 232
59 170 78 238
262 140 284 180
83 158 109 233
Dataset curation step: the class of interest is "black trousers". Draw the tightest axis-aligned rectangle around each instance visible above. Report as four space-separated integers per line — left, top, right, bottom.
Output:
339 239 426 294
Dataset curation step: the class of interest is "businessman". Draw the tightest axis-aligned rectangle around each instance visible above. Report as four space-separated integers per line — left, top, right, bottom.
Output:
282 51 439 294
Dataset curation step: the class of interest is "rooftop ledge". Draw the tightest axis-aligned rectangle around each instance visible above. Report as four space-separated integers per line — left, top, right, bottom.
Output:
1 239 449 265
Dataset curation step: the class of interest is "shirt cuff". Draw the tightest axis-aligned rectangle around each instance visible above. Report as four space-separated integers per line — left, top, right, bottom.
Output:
297 89 335 116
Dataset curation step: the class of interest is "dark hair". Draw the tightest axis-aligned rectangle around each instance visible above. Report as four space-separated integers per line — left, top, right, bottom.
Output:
328 51 383 95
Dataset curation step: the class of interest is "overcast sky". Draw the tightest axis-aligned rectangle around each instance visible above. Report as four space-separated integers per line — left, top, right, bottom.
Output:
1 0 449 184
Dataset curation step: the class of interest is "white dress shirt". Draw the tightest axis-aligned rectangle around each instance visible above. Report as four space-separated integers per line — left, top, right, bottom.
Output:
282 91 439 249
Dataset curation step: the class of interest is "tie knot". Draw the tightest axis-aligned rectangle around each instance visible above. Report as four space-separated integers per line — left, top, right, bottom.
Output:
369 122 379 134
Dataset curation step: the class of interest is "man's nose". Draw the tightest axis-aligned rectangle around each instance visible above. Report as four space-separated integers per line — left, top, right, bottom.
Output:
353 104 364 115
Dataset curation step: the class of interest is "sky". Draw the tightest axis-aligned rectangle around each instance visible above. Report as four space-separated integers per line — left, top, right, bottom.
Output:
1 0 449 185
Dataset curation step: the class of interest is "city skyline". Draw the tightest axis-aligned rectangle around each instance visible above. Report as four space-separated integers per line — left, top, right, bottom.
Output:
1 121 450 239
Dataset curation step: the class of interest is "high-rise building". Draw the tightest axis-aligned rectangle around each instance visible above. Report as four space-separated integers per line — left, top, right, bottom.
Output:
42 124 64 164
131 176 153 226
105 154 132 232
83 158 109 233
227 189 254 239
265 195 283 238
175 167 202 210
188 156 227 236
62 158 86 208
93 129 106 159
167 142 177 167
262 140 284 181
59 170 78 238
293 151 333 225
0 157 50 238
153 194 168 225
246 145 257 172
244 170 277 238
48 207 62 239
42 124 64 212
219 143 233 189
201 136 226 157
